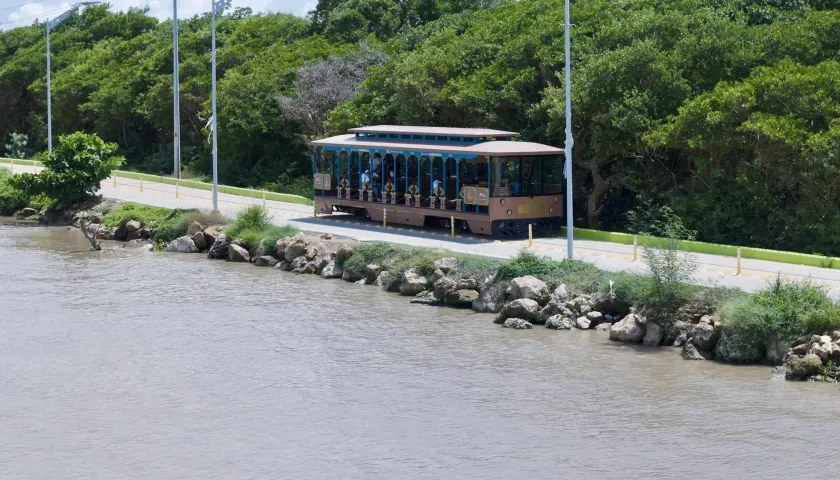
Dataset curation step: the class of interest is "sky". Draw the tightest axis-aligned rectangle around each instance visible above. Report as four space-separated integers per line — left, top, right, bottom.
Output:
0 0 315 30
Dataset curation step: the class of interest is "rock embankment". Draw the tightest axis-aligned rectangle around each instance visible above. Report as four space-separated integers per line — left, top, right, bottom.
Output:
781 333 840 382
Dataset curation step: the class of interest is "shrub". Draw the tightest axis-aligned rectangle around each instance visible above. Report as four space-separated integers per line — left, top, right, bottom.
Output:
602 271 651 308
721 277 840 353
260 225 298 251
226 205 271 238
497 250 603 292
4 132 28 159
102 203 175 227
10 132 124 205
0 168 30 215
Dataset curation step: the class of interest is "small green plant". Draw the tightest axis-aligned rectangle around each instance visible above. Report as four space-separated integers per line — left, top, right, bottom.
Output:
226 205 271 238
0 168 30 215
4 132 28 159
640 213 697 312
102 203 176 228
819 360 839 379
625 194 696 240
497 250 603 291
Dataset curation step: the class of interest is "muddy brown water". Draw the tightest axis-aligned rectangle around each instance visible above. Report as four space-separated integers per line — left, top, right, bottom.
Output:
1 222 838 479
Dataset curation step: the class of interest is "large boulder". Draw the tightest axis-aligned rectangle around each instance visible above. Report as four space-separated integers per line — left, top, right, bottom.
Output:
192 231 208 251
691 322 721 351
290 256 308 273
320 260 343 279
365 264 382 285
276 261 293 272
586 311 605 326
502 318 533 329
545 315 574 330
681 342 710 360
434 276 457 300
165 235 199 253
15 207 37 219
399 269 428 296
113 225 127 241
609 314 647 343
124 220 142 234
552 284 570 303
229 244 250 262
434 257 458 274
207 234 230 260
342 268 364 283
506 276 550 305
714 332 764 364
663 321 693 347
335 243 354 261
410 290 440 306
590 291 631 318
203 226 221 247
537 300 574 324
504 298 540 322
643 322 664 346
575 316 591 330
186 221 203 236
444 289 479 308
254 255 279 267
472 283 506 313
284 235 308 262
765 340 792 365
456 278 479 291
785 353 823 380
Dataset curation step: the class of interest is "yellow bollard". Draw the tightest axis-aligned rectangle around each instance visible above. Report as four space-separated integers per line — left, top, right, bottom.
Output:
262 192 267 212
633 235 638 262
140 178 143 192
383 208 387 228
176 181 180 199
736 247 742 275
313 205 318 219
528 224 533 248
450 216 455 238
113 175 116 188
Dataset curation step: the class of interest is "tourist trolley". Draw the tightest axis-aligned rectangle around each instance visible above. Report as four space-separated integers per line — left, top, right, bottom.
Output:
310 125 565 236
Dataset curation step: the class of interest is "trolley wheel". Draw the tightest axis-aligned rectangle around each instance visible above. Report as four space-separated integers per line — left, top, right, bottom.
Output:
440 218 451 229
459 220 470 233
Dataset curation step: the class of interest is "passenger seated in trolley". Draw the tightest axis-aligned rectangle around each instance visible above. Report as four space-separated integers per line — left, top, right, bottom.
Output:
432 179 444 209
360 169 374 201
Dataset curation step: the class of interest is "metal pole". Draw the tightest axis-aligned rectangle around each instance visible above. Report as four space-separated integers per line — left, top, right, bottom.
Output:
173 0 181 178
210 0 219 213
563 0 574 259
46 22 52 155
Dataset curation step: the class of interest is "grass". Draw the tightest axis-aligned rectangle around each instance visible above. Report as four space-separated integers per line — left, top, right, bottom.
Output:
720 277 840 358
224 205 298 251
103 202 229 246
497 250 606 293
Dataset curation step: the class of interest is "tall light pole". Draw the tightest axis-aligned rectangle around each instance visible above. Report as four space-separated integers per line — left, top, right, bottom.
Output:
563 0 574 259
173 0 181 178
46 2 100 155
210 0 231 213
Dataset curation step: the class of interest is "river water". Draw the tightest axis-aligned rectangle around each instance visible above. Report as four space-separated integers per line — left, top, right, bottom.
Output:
1 222 838 479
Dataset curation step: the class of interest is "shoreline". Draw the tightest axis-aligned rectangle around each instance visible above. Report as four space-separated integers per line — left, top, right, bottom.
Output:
9 198 840 387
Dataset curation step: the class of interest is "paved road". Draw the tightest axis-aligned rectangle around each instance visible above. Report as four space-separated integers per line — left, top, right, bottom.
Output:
7 163 840 294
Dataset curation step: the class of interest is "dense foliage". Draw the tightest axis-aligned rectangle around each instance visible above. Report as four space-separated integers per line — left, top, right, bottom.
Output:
2 0 840 254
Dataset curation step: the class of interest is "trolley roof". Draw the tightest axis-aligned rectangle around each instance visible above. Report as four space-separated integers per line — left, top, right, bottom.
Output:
347 125 520 137
311 126 563 157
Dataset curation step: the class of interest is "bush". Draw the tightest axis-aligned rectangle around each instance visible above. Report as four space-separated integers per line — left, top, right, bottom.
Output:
10 132 124 205
0 168 30 215
721 277 840 353
226 205 271 238
260 225 298 251
497 250 604 292
102 203 176 227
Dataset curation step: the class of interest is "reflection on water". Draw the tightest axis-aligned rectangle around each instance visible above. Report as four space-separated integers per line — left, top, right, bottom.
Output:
1 222 838 479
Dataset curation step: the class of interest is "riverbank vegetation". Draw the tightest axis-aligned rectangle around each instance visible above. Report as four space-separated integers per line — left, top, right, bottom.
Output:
3 1 840 255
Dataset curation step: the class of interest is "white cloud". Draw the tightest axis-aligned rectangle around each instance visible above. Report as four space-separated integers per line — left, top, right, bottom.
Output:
0 0 313 29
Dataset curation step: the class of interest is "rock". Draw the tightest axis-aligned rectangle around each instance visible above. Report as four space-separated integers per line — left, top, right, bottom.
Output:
504 298 540 322
342 268 364 283
575 316 591 330
785 353 823 380
472 283 506 313
819 335 832 345
791 343 809 356
335 243 354 261
228 244 250 262
506 276 550 305
503 318 533 329
92 225 114 240
399 269 428 296
444 289 479 308
275 237 291 258
769 366 787 380
456 278 479 291
585 311 604 325
434 276 457 299
433 268 446 283
123 220 142 234
690 322 720 351
603 313 615 324
276 261 293 272
86 212 103 224
663 321 693 347
765 340 792 365
590 291 631 317
537 300 573 324
304 245 321 261
578 304 592 316
140 227 153 240
410 290 440 306
434 257 458 273
714 332 764 364
113 226 127 241
254 255 279 267
284 236 308 262
552 284 569 302
811 342 832 362
595 322 612 331
15 207 37 219
698 315 713 325
545 314 574 330
320 260 343 278
186 221 203 236
192 231 207 251
165 235 199 253
643 322 664 346
207 234 230 260
365 264 382 285
203 226 221 247
374 271 387 287
493 311 507 325
609 314 647 343
681 342 710 360
321 233 332 240
290 256 308 273
314 256 330 274
832 331 840 342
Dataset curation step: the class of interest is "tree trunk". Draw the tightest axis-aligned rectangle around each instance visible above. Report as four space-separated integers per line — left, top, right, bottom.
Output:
586 162 611 229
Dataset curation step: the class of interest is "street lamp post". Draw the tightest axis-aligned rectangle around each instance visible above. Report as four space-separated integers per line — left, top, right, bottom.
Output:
563 0 574 259
210 0 231 213
173 0 181 178
46 2 99 155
